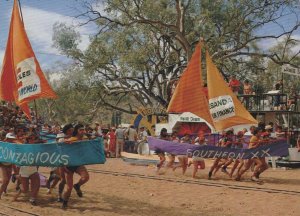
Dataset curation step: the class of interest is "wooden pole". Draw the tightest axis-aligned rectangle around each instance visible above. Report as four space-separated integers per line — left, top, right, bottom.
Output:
18 0 24 22
17 0 39 124
33 100 38 123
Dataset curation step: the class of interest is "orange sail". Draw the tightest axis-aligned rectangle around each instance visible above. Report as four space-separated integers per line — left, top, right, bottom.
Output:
0 0 57 117
167 42 214 128
206 51 257 131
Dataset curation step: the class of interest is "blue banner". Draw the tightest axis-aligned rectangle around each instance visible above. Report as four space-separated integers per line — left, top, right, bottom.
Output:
148 137 289 159
0 138 106 167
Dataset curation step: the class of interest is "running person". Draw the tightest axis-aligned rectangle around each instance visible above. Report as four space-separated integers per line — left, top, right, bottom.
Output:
235 128 265 182
155 128 169 174
0 133 16 198
14 131 40 206
173 134 191 175
189 133 206 178
62 124 90 209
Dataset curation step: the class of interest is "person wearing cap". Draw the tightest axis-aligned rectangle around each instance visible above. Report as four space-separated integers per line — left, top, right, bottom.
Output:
62 124 89 209
0 133 16 198
14 129 40 206
45 132 67 196
189 132 207 178
56 133 65 142
265 125 276 138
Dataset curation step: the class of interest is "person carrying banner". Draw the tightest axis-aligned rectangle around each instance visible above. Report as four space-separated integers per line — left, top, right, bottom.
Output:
235 128 267 182
229 131 246 178
46 125 73 202
212 130 235 176
156 128 169 174
62 124 90 209
14 130 40 206
189 133 207 178
0 133 16 198
166 131 179 170
173 133 191 175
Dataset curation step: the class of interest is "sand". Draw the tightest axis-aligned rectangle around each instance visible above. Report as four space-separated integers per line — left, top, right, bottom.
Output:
1 158 300 216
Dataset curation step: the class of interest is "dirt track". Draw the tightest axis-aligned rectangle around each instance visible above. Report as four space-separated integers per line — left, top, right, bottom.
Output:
1 158 300 216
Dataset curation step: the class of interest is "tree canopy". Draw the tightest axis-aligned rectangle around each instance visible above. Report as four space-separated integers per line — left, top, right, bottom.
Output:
51 0 300 117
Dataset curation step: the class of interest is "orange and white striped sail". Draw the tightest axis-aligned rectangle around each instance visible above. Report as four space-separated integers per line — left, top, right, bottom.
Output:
167 42 214 128
0 0 57 117
206 51 257 131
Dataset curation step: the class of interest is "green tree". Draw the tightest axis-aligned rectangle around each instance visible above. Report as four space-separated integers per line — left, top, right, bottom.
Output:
52 0 300 114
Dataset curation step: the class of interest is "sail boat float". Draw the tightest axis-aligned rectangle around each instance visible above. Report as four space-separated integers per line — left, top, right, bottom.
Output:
143 42 288 162
167 41 257 133
122 41 289 166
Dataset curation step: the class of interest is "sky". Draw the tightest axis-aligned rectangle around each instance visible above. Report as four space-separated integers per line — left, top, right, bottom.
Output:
0 0 298 72
0 0 102 70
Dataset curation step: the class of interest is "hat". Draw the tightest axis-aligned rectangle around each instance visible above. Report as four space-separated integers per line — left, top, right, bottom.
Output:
56 133 65 139
6 133 16 139
95 122 100 125
265 125 272 130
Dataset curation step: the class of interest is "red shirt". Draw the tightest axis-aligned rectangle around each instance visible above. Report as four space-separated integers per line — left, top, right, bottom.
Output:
229 79 240 92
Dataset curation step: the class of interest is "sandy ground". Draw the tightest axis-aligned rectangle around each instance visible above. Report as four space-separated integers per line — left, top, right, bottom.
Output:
1 158 300 216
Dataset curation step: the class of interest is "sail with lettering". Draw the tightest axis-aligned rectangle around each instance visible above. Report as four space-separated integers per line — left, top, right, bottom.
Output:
167 42 214 128
0 0 57 118
206 51 257 131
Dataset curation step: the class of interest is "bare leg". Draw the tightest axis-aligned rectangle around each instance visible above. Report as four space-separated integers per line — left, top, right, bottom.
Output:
156 153 166 174
29 173 40 204
208 158 221 179
229 160 240 178
182 157 188 175
213 159 226 175
14 177 29 201
62 169 74 208
75 166 89 186
166 155 175 169
192 161 198 178
235 159 253 181
0 165 12 198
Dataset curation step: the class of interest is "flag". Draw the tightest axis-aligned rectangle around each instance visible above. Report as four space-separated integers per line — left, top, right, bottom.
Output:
0 0 57 118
